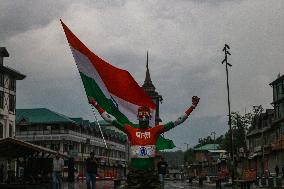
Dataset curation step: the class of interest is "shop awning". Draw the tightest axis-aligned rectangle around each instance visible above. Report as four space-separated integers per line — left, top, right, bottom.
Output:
0 137 68 159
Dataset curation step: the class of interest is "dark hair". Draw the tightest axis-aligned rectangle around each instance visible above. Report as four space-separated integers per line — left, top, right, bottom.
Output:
90 152 94 156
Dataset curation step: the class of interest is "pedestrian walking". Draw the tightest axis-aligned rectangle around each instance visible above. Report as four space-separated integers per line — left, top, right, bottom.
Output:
282 165 284 178
85 152 98 189
275 165 279 177
157 157 168 189
52 152 64 189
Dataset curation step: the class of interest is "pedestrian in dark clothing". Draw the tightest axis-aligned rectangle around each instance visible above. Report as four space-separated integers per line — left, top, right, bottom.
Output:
157 157 168 189
0 163 4 183
282 165 284 178
275 165 279 177
85 152 98 189
68 158 75 182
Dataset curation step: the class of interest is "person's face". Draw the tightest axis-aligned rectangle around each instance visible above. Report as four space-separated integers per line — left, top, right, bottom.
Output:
139 120 149 129
138 110 150 129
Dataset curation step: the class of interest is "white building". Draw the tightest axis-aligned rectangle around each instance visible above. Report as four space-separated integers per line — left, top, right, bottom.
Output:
0 47 25 139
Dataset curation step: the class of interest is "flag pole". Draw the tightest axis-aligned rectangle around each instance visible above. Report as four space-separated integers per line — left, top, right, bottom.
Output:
90 105 108 149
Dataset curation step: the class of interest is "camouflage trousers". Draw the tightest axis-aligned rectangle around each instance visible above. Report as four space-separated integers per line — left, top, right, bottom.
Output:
125 168 161 189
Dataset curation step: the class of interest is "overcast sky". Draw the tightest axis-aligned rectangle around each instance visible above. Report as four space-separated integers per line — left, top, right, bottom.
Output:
1 0 283 150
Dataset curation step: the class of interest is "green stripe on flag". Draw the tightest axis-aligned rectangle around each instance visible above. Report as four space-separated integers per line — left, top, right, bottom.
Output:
80 72 130 124
156 136 176 150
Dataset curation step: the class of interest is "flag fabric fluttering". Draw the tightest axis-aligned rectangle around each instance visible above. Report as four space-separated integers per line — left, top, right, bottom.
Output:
61 20 175 150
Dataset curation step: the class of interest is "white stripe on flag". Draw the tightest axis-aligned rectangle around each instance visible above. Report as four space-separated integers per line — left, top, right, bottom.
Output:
70 46 111 99
110 94 156 126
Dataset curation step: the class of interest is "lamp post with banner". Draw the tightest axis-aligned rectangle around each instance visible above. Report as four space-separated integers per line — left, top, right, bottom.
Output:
220 44 234 185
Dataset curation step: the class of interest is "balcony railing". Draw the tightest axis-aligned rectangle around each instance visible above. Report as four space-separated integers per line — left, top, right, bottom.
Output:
68 151 126 162
271 134 284 150
253 146 262 152
16 130 126 151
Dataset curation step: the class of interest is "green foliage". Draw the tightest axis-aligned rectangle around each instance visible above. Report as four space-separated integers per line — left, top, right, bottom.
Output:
220 112 253 153
184 148 195 164
184 112 253 164
195 135 224 148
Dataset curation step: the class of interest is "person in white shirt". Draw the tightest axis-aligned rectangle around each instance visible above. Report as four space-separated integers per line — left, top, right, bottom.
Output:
52 152 64 189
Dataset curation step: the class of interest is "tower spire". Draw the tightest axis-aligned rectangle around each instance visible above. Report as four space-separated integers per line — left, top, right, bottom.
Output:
144 51 154 87
147 51 149 69
142 51 163 124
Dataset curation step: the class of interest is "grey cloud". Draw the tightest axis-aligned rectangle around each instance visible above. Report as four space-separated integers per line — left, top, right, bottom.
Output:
2 0 284 149
0 0 71 41
0 0 128 41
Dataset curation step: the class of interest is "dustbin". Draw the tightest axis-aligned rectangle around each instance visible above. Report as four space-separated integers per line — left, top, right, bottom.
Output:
188 177 192 184
114 179 121 189
261 177 266 187
254 177 259 186
276 177 282 187
268 177 274 187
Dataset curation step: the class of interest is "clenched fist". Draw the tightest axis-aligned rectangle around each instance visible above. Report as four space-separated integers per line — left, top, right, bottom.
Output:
192 96 200 107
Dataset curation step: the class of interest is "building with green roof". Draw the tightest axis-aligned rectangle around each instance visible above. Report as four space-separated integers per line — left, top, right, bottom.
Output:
15 108 128 178
16 108 78 125
193 143 227 164
193 144 220 151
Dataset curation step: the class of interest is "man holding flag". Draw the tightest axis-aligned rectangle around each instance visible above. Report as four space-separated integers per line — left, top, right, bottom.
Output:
60 20 200 188
90 97 199 188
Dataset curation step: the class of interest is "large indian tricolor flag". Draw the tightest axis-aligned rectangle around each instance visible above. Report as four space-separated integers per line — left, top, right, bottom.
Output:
61 20 156 126
61 20 175 150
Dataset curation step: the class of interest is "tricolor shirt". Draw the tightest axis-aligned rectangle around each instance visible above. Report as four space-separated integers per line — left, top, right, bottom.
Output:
112 120 175 170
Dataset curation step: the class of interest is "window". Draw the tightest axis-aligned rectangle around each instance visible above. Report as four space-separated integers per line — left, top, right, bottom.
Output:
81 144 85 153
0 74 4 87
9 124 13 137
51 142 60 151
9 77 15 91
276 128 280 140
276 85 280 100
64 143 68 152
69 143 74 151
277 105 281 118
0 123 3 138
9 94 15 112
0 91 3 109
19 126 27 132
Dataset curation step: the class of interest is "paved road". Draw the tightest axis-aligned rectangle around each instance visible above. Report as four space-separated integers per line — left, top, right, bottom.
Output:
63 180 217 189
63 180 113 189
164 180 217 189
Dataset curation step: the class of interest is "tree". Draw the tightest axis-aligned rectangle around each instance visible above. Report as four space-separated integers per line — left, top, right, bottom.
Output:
220 112 253 154
184 148 195 164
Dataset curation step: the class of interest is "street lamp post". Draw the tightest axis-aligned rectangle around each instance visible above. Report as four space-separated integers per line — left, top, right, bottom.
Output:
184 143 190 166
221 44 234 184
211 132 216 149
184 143 190 152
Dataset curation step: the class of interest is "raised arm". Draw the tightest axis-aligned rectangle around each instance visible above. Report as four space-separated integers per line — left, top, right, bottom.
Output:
163 96 200 132
88 98 125 131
